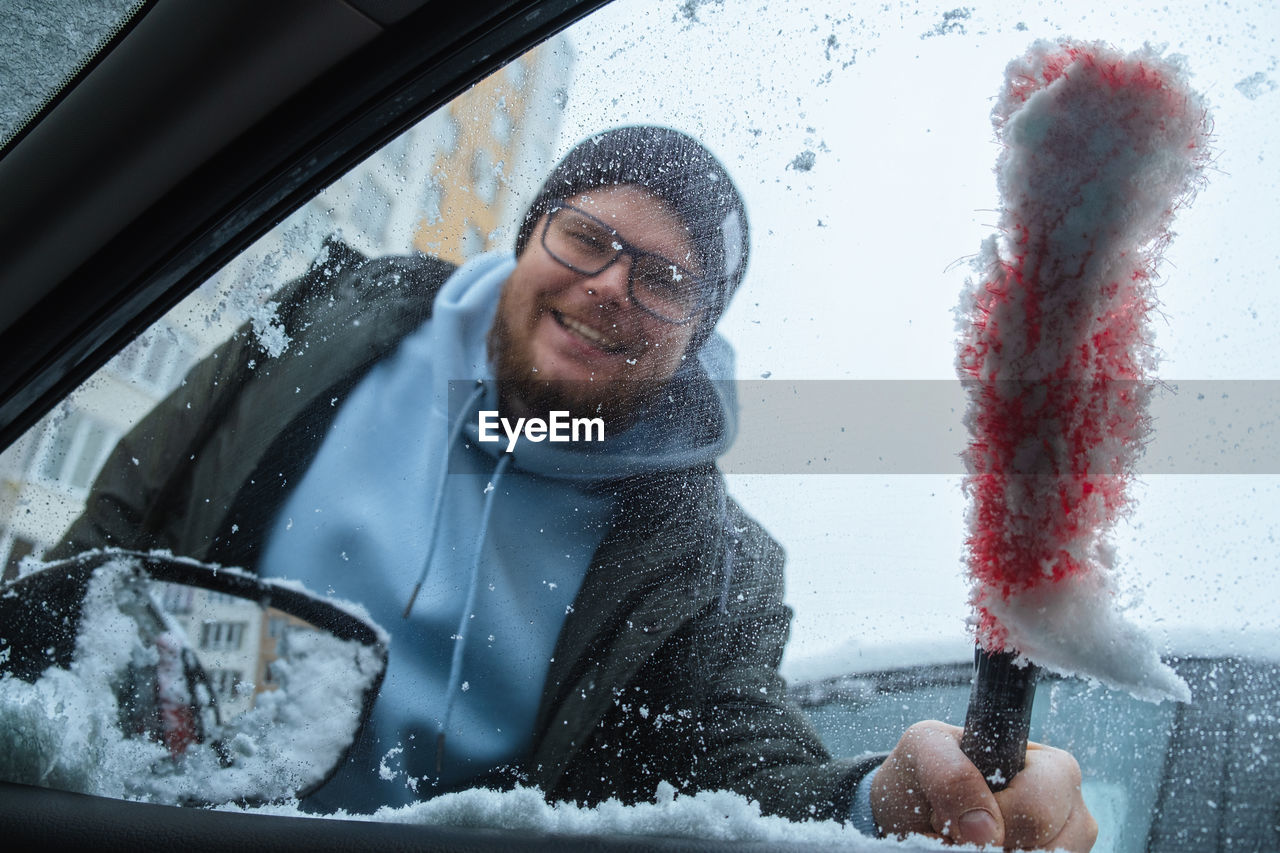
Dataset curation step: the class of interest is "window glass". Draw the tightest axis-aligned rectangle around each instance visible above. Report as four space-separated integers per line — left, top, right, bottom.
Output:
33 408 119 493
108 323 196 395
1 0 1279 847
0 0 147 148
472 149 499 204
796 667 1181 852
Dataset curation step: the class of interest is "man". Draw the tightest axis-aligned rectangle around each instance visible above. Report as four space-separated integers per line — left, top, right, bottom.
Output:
56 125 1094 848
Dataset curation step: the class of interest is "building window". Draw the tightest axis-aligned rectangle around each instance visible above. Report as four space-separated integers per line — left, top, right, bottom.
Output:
490 107 512 146
158 582 195 615
109 326 193 395
420 180 442 226
34 409 120 493
209 669 243 701
459 223 485 259
349 176 392 245
437 110 459 153
199 620 247 652
472 150 499 204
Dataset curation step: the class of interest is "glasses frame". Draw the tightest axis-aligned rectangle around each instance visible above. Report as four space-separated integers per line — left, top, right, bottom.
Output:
540 203 705 325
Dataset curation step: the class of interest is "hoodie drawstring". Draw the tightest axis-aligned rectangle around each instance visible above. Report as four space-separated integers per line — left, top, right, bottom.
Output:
397 379 509 776
403 382 486 618
436 450 510 773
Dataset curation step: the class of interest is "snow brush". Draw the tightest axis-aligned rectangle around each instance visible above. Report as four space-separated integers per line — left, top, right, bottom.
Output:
955 41 1211 790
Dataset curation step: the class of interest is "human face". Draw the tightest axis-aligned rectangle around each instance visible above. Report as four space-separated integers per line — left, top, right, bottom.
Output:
489 185 704 419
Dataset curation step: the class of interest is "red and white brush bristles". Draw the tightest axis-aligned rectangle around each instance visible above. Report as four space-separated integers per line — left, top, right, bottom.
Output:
956 40 1211 701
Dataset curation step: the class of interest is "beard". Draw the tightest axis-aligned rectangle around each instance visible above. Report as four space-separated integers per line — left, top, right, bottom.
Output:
486 294 670 431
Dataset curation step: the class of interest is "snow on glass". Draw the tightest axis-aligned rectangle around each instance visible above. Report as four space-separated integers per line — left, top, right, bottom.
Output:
235 783 953 850
956 41 1211 702
0 555 381 804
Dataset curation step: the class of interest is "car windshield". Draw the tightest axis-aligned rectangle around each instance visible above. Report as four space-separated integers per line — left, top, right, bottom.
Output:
0 0 148 150
2 0 1279 849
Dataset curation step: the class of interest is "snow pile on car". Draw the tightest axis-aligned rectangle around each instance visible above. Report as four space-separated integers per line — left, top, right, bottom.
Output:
238 780 960 849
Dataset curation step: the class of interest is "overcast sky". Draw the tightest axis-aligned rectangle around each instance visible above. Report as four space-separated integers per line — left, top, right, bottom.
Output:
552 0 1280 674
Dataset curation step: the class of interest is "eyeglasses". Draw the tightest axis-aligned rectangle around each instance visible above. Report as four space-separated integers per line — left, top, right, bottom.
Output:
540 203 705 325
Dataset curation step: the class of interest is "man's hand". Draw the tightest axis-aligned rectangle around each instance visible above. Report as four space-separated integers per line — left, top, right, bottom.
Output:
869 720 1097 851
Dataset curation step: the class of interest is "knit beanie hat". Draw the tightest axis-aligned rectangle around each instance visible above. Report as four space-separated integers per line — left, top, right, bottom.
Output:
514 126 749 351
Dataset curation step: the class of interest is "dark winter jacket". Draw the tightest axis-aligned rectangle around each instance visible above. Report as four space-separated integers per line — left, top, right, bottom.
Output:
54 240 881 822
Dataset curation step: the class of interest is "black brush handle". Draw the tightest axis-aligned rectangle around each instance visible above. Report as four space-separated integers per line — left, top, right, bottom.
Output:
960 646 1038 791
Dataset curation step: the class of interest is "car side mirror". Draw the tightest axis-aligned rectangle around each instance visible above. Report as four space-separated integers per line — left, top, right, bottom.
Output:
0 550 387 806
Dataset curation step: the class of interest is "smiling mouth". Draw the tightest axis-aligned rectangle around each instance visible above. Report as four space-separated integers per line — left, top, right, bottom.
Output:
552 310 627 354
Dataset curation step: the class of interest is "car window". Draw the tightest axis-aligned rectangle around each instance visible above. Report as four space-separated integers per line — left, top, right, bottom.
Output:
795 667 1180 852
0 0 149 150
795 656 1280 852
2 0 1279 847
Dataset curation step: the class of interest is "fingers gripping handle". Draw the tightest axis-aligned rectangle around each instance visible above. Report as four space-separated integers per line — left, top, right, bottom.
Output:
960 646 1038 792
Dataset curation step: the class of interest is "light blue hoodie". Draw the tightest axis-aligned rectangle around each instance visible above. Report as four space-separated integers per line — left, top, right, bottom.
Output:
258 252 738 812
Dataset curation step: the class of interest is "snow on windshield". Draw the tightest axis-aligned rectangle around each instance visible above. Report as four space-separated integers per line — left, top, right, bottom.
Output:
233 782 956 850
0 555 381 804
